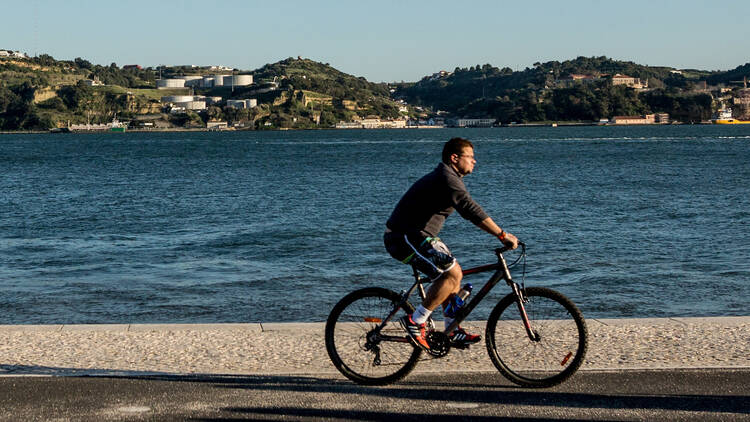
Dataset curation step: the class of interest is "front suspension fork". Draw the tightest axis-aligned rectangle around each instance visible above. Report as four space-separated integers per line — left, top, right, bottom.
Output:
512 282 540 342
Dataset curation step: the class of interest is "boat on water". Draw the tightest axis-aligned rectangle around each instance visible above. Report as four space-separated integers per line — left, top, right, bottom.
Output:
66 116 128 132
110 118 126 132
713 108 750 124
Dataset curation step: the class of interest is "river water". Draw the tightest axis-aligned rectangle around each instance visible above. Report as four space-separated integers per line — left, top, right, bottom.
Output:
1 125 749 323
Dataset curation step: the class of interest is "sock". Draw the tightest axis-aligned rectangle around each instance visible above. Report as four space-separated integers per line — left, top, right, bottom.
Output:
444 317 455 331
411 305 432 324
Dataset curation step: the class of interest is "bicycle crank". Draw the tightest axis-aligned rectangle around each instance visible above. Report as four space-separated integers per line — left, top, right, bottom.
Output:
425 331 450 357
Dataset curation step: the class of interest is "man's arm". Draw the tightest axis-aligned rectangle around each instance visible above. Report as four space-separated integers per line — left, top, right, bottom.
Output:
476 217 519 249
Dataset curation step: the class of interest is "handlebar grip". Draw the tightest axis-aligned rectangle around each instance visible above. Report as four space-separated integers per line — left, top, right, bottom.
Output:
496 241 525 255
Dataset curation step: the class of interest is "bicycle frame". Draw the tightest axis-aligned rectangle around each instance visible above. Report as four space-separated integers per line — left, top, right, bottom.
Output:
375 244 539 344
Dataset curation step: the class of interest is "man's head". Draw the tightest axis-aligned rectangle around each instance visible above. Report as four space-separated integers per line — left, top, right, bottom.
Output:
442 137 476 176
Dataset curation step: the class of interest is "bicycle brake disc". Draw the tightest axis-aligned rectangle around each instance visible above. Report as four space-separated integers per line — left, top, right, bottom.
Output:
426 331 450 357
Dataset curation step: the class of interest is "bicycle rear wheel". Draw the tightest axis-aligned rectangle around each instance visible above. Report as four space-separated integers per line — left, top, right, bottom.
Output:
325 287 421 385
486 287 587 387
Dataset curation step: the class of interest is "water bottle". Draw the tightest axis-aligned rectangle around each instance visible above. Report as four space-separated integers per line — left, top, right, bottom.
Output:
444 283 472 318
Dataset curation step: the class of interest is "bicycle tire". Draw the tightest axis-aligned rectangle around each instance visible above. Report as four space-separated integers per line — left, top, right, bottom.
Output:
325 287 421 385
486 287 587 387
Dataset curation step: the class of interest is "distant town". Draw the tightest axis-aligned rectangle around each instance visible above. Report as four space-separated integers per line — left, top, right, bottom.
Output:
1 49 749 132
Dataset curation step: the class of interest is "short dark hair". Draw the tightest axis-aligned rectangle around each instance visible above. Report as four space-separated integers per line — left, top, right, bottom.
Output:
442 137 473 164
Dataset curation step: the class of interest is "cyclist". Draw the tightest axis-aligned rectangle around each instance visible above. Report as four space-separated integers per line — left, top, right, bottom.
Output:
384 137 518 350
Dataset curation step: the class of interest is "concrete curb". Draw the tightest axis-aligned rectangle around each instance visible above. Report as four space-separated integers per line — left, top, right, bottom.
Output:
1 316 748 332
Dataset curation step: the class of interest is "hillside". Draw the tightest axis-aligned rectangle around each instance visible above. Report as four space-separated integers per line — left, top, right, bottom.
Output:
3 53 750 131
0 54 405 131
225 57 403 128
395 56 739 123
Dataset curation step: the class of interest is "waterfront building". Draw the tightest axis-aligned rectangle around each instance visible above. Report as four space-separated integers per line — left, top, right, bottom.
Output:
335 118 407 129
207 121 229 130
611 114 656 124
655 113 670 124
451 118 496 128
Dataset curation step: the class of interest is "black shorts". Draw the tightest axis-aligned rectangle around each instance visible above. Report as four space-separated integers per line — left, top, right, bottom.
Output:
383 231 457 281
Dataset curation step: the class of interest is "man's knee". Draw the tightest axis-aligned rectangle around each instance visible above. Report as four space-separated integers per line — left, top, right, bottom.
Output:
446 262 462 289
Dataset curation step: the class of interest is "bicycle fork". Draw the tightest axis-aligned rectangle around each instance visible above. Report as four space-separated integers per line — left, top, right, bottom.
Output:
511 282 540 342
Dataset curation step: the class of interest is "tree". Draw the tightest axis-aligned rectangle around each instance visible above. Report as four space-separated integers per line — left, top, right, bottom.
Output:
74 57 93 70
58 80 93 111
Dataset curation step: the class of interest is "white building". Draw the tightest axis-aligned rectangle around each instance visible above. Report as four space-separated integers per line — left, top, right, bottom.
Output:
453 118 495 127
0 49 28 59
83 78 105 86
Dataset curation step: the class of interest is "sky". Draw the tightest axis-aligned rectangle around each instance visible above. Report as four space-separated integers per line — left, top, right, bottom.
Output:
1 0 748 82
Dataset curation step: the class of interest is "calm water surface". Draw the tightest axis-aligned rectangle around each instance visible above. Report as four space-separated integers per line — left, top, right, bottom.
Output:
1 125 749 323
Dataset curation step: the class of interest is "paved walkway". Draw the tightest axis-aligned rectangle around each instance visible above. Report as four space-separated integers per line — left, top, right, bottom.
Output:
1 317 748 377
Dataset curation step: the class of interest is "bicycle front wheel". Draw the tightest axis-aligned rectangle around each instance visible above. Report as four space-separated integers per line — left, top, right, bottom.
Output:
486 287 587 387
325 287 421 385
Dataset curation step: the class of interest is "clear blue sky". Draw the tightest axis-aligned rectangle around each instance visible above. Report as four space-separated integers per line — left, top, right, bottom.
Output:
2 0 748 82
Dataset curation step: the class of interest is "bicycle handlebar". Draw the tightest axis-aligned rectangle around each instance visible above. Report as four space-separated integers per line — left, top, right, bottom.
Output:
496 241 526 256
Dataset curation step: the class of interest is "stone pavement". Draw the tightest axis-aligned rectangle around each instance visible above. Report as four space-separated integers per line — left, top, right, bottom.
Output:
1 317 748 377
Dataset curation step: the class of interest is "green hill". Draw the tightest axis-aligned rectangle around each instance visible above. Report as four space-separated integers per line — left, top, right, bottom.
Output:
228 57 402 128
396 56 721 123
2 53 748 131
0 54 405 131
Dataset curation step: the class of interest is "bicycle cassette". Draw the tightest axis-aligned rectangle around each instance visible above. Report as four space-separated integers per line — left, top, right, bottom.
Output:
426 331 450 357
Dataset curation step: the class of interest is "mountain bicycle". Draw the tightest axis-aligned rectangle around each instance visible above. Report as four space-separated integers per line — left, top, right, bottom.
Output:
325 243 588 387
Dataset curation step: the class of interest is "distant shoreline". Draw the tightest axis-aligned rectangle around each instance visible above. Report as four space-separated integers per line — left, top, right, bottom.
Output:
0 122 720 135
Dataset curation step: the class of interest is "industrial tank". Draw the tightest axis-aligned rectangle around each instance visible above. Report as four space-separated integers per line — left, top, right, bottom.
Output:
156 79 185 89
161 95 195 103
224 74 253 86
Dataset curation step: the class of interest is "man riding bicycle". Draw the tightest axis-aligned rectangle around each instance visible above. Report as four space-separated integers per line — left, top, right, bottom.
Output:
384 137 519 351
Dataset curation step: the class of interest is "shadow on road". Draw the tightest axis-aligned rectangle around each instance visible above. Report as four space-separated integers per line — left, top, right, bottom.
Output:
3 365 748 419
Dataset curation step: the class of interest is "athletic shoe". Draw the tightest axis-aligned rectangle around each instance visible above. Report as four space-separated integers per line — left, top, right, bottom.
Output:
449 327 481 348
400 315 431 351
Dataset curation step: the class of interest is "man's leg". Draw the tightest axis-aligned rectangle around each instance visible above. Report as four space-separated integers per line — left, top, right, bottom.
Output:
409 263 461 325
422 262 462 310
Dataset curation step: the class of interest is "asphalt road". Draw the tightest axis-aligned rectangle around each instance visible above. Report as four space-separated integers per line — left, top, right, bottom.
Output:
1 369 748 421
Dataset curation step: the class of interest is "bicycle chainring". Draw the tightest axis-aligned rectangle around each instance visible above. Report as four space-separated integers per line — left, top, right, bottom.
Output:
426 331 450 357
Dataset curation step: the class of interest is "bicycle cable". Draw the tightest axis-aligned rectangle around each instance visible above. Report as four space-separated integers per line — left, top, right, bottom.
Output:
506 246 527 291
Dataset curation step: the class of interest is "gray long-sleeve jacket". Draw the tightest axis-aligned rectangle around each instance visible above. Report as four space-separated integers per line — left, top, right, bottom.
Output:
386 162 488 237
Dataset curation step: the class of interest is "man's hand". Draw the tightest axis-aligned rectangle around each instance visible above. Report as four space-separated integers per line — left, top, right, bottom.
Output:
499 231 519 250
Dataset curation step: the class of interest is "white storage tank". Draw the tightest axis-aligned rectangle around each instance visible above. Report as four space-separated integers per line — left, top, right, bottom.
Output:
234 74 253 86
161 95 195 103
156 79 185 89
177 101 206 110
223 75 253 87
212 75 227 87
202 76 214 88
